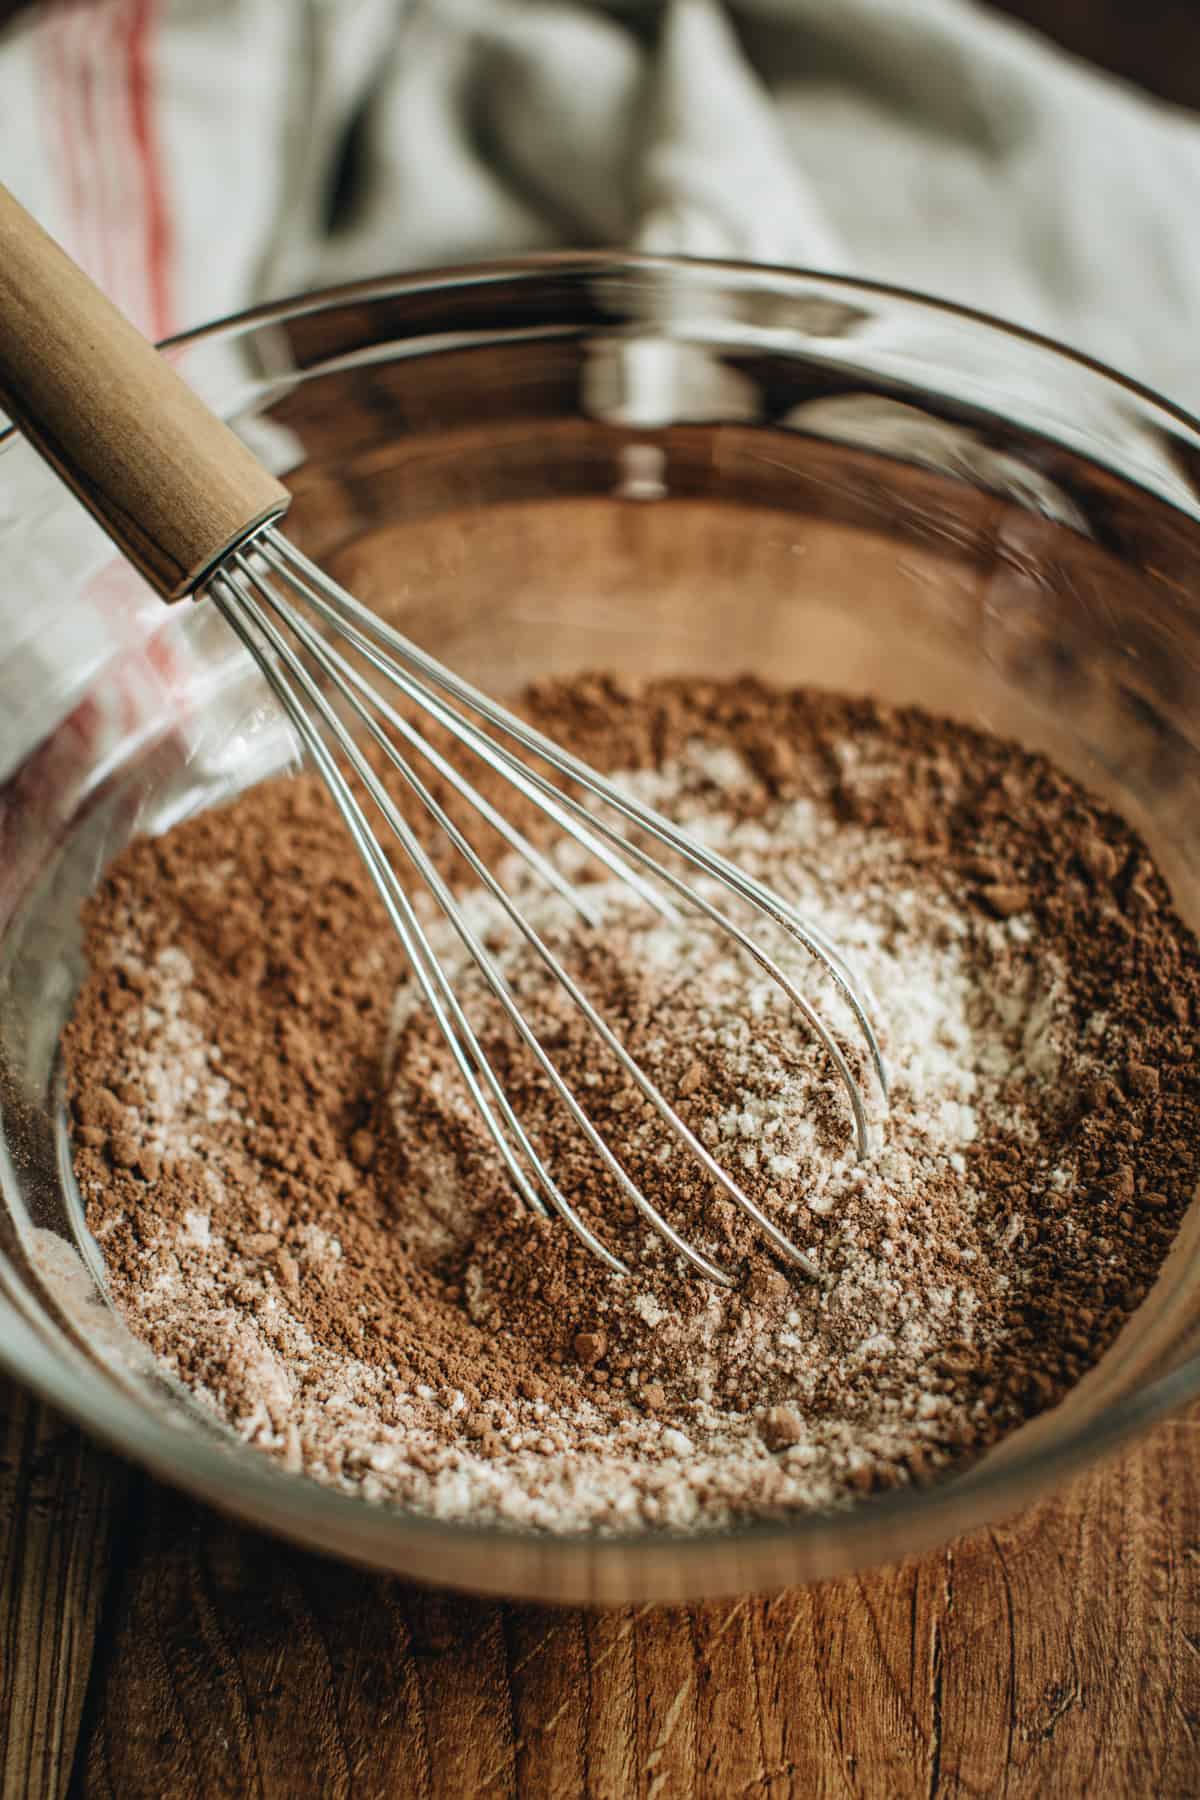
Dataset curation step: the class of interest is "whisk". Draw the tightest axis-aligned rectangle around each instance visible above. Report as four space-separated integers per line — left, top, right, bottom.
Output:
0 185 887 1287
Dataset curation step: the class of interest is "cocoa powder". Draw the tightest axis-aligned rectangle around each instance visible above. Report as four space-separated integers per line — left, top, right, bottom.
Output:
63 677 1200 1531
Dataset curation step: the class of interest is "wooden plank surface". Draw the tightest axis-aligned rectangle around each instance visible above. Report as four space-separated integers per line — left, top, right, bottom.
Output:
0 1379 129 1800
4 1369 1200 1798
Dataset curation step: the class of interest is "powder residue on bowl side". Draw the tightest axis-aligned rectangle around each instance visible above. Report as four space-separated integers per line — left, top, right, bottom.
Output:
62 677 1200 1532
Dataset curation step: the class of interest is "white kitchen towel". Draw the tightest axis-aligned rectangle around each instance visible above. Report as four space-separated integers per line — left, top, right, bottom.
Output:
4 0 1200 788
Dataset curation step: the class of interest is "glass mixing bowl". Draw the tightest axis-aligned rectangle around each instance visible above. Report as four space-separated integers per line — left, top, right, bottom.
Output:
3 258 1200 1604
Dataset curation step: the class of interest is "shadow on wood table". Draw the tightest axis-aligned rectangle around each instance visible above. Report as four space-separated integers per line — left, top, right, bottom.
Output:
3 1373 1198 1797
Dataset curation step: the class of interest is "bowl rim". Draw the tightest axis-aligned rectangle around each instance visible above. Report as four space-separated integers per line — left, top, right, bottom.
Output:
3 1207 1197 1596
6 248 1200 453
3 250 1199 1596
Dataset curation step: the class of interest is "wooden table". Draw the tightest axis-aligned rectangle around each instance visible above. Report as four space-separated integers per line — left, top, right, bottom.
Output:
4 1370 1199 1797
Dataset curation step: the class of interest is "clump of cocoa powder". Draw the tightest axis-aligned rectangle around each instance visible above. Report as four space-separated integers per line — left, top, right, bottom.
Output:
62 677 1200 1532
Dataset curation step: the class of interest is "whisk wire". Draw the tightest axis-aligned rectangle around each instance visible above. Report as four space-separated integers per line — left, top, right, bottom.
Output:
239 554 820 1279
214 567 689 1278
207 527 890 1284
212 571 633 1275
259 531 887 1106
311 637 651 931
220 560 743 1284
252 536 878 1156
255 539 679 922
208 577 536 1204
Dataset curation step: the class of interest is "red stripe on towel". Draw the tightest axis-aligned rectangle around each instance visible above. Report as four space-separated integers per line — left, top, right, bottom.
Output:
126 0 173 337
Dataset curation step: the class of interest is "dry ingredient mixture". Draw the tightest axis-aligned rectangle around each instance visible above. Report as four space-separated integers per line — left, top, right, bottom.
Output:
64 677 1200 1532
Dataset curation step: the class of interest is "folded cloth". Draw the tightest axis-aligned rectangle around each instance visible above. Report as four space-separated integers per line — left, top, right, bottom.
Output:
3 0 1200 787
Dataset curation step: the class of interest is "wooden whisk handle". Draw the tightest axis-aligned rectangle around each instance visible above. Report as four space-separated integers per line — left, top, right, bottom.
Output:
0 183 289 601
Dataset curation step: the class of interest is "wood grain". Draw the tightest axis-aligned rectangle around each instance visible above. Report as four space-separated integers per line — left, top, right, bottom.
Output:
0 1379 129 1800
0 1360 1192 1798
0 184 288 600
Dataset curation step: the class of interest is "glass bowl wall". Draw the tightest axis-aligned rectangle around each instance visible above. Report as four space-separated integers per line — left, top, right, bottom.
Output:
3 259 1200 1603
